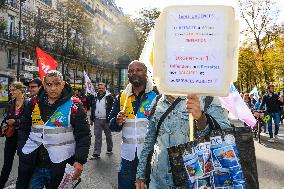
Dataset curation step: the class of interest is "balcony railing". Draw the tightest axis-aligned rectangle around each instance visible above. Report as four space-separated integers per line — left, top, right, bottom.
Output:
80 1 97 16
80 1 115 24
0 31 19 43
5 0 19 9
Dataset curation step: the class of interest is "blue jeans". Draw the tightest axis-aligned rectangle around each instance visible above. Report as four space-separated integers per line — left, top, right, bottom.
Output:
118 154 139 189
28 168 52 189
268 112 280 138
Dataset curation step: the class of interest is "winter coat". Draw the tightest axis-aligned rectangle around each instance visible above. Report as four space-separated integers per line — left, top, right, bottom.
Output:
17 83 91 189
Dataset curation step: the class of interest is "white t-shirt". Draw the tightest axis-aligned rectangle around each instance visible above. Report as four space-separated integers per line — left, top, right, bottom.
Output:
95 96 106 119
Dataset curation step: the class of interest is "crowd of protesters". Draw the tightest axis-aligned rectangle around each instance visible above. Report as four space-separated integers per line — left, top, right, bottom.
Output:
242 85 284 142
0 65 283 189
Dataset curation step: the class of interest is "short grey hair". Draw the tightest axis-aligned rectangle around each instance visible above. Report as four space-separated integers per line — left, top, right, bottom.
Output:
44 70 63 82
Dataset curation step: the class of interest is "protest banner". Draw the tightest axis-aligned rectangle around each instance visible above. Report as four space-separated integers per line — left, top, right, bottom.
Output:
153 3 239 141
153 4 239 96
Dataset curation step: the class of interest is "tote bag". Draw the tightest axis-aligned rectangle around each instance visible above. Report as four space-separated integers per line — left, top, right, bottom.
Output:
167 115 259 189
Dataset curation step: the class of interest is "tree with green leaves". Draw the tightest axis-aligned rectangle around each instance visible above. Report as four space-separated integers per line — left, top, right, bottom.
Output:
108 15 140 60
133 7 160 58
239 0 281 83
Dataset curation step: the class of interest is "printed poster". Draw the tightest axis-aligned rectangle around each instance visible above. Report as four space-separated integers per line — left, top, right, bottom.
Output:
0 76 9 102
166 10 225 91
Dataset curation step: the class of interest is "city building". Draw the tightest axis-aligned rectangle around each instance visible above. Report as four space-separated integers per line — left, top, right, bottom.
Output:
0 0 123 95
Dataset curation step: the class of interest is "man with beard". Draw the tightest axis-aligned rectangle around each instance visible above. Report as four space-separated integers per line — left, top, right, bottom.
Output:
259 84 283 142
89 83 114 159
109 60 158 189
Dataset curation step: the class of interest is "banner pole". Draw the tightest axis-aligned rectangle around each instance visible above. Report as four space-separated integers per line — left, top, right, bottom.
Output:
189 113 194 142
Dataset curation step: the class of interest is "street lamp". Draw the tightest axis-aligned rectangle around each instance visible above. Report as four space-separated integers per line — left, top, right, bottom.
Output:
16 0 26 81
116 54 130 92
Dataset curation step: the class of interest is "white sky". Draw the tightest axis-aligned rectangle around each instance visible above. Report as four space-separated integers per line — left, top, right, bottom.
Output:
115 0 284 23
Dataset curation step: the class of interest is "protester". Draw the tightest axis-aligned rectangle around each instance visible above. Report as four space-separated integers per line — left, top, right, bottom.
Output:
135 95 230 189
81 92 90 111
279 95 284 125
243 92 253 111
249 93 257 107
109 60 158 189
0 82 26 189
74 89 81 98
259 84 283 142
16 70 91 189
89 83 114 159
254 97 267 133
27 78 42 98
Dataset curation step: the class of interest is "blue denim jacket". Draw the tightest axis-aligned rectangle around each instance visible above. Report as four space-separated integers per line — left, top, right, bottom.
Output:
136 95 230 189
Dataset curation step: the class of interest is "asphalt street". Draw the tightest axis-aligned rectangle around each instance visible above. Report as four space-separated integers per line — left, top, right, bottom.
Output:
0 119 283 189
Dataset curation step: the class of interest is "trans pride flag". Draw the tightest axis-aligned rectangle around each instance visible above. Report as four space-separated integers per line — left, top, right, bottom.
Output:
219 84 256 127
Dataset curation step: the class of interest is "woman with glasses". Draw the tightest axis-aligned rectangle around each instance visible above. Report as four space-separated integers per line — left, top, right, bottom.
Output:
0 82 26 189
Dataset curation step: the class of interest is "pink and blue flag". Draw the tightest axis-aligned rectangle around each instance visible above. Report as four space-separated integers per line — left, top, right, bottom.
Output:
219 84 256 127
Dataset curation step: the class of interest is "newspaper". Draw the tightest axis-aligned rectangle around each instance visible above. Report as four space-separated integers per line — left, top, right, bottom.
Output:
58 163 81 189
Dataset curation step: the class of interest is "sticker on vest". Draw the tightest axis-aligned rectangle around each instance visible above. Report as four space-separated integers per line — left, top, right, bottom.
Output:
32 103 44 127
45 99 72 128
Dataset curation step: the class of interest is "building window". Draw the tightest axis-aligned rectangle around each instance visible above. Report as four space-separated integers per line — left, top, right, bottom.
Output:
41 0 51 6
21 52 26 70
7 49 13 69
7 15 15 37
7 0 16 8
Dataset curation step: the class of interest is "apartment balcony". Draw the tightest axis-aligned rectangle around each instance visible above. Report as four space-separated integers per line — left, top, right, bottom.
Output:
4 0 34 16
5 0 19 10
0 31 19 44
95 8 115 24
80 1 97 16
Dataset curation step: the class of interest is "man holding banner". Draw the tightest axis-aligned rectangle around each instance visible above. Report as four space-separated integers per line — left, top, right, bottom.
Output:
135 95 230 189
109 61 158 189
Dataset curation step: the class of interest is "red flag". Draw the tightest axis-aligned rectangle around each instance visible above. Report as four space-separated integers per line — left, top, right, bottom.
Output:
36 47 58 80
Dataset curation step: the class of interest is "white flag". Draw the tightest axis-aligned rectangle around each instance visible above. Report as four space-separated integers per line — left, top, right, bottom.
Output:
249 86 259 100
139 29 155 83
83 71 96 97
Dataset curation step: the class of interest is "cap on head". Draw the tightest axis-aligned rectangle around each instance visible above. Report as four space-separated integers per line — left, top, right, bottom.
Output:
29 78 42 86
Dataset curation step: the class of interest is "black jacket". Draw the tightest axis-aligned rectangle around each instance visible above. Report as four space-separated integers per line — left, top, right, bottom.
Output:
260 93 281 113
90 91 114 122
2 98 26 129
17 83 91 188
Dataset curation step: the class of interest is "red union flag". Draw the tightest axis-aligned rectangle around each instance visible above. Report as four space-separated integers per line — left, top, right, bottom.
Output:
36 47 58 80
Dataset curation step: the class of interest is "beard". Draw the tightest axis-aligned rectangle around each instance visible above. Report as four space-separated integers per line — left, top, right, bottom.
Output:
129 76 147 87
